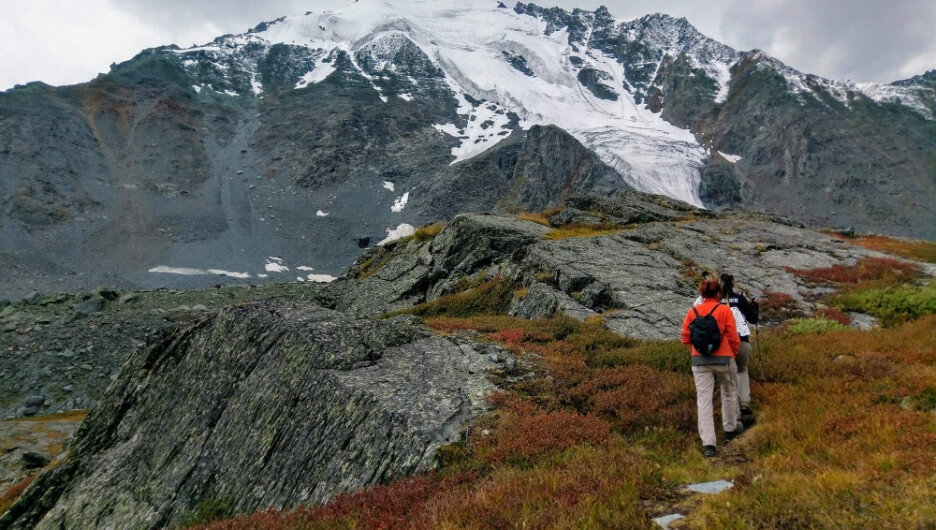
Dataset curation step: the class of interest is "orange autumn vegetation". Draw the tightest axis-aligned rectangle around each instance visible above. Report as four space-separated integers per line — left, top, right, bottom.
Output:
692 315 936 527
833 233 936 263
191 281 936 530
757 289 799 321
0 472 39 517
815 306 851 325
544 222 624 240
786 256 920 285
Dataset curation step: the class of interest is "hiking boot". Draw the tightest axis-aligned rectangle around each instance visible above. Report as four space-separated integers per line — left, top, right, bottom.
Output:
725 424 745 441
740 405 753 416
702 445 717 458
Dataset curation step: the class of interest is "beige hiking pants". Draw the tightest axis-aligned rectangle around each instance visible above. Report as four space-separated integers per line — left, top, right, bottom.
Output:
692 359 739 447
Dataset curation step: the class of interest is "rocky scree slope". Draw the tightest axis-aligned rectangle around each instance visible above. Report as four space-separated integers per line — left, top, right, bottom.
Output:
1 300 497 529
2 0 934 299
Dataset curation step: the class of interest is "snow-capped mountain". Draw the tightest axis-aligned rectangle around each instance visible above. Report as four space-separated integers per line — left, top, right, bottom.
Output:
167 0 933 205
0 0 933 297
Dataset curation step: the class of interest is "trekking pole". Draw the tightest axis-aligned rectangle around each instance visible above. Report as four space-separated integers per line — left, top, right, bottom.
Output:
754 322 763 382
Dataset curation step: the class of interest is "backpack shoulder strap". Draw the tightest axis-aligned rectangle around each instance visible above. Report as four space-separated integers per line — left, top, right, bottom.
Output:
692 307 701 318
705 303 721 317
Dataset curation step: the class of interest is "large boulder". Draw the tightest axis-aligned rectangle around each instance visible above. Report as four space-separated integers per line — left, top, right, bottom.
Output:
2 300 494 529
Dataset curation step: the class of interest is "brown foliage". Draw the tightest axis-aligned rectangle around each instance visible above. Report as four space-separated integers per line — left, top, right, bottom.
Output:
816 306 851 325
786 257 920 285
0 472 39 516
833 234 936 263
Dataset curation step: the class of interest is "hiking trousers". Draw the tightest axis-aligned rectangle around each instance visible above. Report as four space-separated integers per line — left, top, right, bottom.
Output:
734 341 751 408
691 359 739 447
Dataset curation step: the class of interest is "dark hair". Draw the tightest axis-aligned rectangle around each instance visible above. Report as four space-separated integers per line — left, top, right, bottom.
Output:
719 272 734 298
699 278 722 299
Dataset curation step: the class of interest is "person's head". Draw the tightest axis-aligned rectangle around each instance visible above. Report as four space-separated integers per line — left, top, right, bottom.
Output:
699 278 721 300
719 272 734 295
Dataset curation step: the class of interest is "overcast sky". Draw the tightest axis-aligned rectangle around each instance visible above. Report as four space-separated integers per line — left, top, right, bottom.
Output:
1 0 934 91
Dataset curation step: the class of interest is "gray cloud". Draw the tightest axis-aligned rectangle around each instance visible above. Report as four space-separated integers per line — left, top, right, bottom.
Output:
111 0 318 41
720 0 936 82
2 0 934 91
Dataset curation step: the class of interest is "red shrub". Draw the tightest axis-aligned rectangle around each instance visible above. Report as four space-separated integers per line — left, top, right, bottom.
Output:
759 289 799 321
787 257 920 285
485 410 610 462
564 365 696 432
491 328 525 348
481 394 611 463
816 306 851 325
199 472 478 530
0 472 39 515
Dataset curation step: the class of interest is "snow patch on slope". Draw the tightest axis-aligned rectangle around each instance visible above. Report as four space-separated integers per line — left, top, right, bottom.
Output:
378 223 416 245
391 192 410 212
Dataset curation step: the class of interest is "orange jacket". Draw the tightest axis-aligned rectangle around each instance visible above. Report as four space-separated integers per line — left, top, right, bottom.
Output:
680 298 740 358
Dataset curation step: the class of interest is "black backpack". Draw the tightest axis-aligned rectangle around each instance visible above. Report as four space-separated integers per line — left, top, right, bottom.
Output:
689 304 722 356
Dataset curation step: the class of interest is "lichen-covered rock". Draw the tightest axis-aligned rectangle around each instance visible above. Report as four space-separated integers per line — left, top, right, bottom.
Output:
509 282 595 321
2 300 493 529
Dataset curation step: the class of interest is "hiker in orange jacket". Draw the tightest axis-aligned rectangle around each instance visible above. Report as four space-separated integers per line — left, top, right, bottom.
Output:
681 278 742 457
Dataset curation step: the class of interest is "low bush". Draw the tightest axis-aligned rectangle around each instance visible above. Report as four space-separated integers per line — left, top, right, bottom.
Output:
815 306 851 325
787 317 849 334
397 277 518 318
412 221 445 242
758 289 799 321
480 406 610 464
786 256 920 285
835 279 936 326
516 212 551 227
562 364 695 432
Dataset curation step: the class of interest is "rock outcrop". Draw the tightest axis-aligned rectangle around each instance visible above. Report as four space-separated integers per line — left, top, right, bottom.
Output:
336 190 920 339
1 300 495 529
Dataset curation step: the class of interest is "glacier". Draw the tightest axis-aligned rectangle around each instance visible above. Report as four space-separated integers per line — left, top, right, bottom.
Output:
169 0 933 208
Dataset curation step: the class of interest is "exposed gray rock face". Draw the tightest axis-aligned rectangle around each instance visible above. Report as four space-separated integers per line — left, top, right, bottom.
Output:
335 191 924 339
509 282 595 321
691 53 936 239
1 300 494 529
412 124 630 221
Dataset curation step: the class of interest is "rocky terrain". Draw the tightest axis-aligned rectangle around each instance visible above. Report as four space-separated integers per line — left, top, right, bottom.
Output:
2 301 498 528
3 190 933 528
1 0 934 299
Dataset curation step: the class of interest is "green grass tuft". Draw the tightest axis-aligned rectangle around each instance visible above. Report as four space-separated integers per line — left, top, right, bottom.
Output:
788 317 850 334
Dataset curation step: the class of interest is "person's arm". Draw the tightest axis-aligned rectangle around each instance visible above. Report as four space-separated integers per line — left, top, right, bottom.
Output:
736 292 758 324
680 309 693 347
